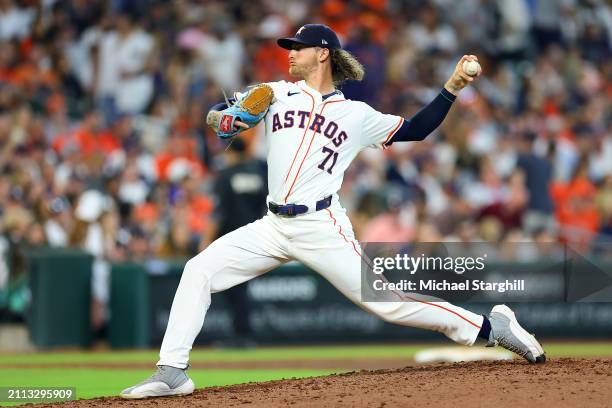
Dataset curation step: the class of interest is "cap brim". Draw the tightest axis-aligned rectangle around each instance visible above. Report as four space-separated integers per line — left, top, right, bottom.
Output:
277 37 311 50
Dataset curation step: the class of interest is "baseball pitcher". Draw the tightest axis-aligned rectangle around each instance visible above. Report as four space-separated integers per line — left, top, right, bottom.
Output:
121 24 545 399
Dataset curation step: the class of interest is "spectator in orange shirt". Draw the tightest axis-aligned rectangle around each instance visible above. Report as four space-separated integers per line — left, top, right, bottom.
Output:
182 175 213 235
550 157 600 244
155 130 205 182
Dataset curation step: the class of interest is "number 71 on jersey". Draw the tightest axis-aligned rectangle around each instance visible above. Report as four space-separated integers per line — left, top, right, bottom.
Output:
318 146 338 174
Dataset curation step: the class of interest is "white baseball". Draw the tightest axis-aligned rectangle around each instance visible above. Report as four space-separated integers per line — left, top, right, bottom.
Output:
462 60 480 76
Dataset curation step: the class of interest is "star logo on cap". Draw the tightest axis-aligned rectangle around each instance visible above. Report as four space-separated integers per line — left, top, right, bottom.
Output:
296 26 306 36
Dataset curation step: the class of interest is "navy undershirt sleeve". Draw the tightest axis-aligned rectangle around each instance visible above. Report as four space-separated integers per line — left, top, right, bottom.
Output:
386 88 456 146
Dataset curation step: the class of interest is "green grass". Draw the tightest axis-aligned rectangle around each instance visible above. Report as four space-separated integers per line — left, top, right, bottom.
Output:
1 342 611 365
0 342 610 406
0 344 432 365
539 342 612 357
0 368 338 406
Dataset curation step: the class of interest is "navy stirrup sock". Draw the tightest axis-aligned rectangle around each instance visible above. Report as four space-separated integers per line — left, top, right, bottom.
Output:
478 315 492 340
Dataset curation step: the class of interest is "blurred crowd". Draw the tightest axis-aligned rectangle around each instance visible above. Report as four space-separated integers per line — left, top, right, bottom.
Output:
1 0 611 320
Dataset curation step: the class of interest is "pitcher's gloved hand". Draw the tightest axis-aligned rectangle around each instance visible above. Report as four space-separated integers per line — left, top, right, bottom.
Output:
206 84 274 139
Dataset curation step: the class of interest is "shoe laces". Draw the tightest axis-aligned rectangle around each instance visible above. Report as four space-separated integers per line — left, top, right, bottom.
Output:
496 335 529 357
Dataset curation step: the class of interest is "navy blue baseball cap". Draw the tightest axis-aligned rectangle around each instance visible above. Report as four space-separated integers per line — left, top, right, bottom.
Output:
277 24 342 50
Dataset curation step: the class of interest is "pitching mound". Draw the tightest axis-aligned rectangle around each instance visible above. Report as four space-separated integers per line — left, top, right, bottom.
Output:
34 358 611 408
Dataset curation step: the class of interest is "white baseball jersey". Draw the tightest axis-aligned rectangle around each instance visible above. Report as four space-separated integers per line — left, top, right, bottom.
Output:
264 80 404 205
157 79 485 371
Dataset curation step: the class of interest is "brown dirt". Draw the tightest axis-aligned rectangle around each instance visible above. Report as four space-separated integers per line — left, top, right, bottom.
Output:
29 358 612 408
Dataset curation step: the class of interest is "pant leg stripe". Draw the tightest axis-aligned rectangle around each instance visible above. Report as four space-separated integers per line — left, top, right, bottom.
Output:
325 209 481 329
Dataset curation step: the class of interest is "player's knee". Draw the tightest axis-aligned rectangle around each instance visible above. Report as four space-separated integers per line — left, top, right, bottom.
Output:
183 251 218 281
182 257 207 280
183 257 197 273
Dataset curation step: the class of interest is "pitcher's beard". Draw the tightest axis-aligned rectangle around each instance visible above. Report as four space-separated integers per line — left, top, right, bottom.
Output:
289 63 316 78
288 65 302 77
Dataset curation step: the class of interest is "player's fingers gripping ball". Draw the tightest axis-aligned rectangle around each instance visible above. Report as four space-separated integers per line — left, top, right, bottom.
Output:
462 59 481 77
206 84 274 139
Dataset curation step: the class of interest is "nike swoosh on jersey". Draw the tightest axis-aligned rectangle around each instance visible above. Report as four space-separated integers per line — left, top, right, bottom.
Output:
287 91 300 96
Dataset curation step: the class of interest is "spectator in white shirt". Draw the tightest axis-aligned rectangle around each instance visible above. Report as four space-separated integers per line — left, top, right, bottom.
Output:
0 0 35 41
114 12 156 115
90 12 156 124
197 15 244 91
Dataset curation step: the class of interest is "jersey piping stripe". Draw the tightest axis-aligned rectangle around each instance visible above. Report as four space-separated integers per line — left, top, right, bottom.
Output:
282 88 315 187
404 295 482 328
325 208 481 330
325 208 365 260
381 117 405 149
284 97 346 203
325 208 407 303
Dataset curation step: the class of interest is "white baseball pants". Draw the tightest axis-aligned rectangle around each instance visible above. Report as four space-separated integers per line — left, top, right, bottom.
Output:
158 203 483 368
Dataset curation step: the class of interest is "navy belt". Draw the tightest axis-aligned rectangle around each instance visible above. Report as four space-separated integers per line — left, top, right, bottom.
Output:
268 195 333 217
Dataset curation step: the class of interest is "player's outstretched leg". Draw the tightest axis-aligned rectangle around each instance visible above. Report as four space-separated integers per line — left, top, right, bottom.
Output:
292 206 546 363
120 215 289 399
484 304 546 363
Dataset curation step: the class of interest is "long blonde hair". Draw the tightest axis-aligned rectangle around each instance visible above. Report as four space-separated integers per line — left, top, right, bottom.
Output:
330 49 365 85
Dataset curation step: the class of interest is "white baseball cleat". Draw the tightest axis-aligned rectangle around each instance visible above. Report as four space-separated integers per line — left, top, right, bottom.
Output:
486 304 546 364
120 365 195 399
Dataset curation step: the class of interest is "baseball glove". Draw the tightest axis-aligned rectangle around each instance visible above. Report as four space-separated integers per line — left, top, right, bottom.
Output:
206 84 274 139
